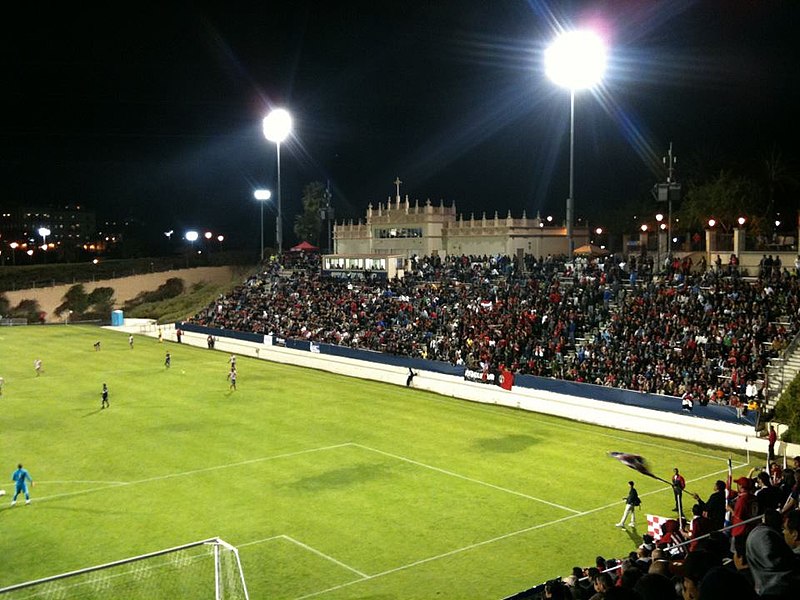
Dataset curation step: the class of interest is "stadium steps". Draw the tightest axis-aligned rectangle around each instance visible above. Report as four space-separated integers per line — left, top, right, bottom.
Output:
765 350 800 410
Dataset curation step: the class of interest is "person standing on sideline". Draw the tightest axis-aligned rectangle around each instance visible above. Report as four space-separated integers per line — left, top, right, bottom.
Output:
406 367 417 387
672 467 686 514
768 425 778 462
176 328 182 343
34 359 42 376
164 351 171 369
101 383 109 409
128 334 134 349
158 328 163 343
11 463 33 506
228 368 237 391
615 480 641 528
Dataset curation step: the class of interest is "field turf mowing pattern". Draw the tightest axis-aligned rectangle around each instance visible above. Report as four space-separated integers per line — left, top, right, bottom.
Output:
0 325 752 599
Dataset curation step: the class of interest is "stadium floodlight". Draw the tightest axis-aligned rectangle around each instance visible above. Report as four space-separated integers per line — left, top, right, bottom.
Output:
254 189 272 261
38 227 51 246
262 108 292 254
545 29 607 257
204 231 213 240
185 230 199 242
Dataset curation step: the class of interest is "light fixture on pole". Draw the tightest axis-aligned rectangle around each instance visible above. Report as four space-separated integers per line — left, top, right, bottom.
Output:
545 30 607 257
9 242 18 266
38 227 51 248
262 108 293 254
185 230 199 266
254 189 272 261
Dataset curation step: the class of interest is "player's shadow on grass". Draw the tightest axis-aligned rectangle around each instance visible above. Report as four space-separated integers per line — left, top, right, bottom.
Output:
82 408 104 417
626 526 641 545
474 434 539 453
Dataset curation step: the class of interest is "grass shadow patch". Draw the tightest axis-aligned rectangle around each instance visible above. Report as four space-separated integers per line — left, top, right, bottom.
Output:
475 434 539 453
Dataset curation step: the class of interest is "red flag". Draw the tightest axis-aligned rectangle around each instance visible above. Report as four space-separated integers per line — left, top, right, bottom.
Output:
498 368 514 391
609 452 671 485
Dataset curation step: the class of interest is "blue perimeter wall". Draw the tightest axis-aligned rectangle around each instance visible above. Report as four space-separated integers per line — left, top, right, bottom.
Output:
178 322 757 427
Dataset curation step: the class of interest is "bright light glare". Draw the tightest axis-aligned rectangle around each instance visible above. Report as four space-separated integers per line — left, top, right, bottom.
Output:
185 231 199 242
204 231 212 239
217 235 224 242
545 30 607 90
38 227 51 238
254 189 272 201
263 108 292 143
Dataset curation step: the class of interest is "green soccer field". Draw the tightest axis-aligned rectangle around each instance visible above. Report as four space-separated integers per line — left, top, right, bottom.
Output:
0 325 752 599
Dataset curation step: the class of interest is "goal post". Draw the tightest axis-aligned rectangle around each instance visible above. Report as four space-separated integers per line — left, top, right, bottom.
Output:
0 537 249 599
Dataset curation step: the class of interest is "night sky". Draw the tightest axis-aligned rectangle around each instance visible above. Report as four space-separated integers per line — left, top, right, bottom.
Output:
2 1 798 248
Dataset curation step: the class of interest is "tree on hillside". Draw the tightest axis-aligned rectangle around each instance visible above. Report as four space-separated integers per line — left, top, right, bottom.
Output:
86 287 115 319
293 182 326 246
55 284 90 317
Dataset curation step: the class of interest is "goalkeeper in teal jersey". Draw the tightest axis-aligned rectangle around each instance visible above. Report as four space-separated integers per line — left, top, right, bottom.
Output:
11 463 33 506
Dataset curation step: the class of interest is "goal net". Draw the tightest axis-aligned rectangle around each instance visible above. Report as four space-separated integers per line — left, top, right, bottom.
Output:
0 537 249 599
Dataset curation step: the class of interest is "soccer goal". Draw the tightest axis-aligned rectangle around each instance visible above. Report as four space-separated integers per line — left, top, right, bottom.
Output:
0 537 249 599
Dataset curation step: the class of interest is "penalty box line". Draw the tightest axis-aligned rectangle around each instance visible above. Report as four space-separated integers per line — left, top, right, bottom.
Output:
351 443 581 514
25 443 353 506
239 535 368 580
291 462 742 599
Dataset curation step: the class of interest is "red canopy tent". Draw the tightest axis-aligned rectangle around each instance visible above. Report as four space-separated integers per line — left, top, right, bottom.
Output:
289 240 319 252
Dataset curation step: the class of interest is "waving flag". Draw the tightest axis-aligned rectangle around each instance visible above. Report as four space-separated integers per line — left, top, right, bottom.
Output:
609 452 671 485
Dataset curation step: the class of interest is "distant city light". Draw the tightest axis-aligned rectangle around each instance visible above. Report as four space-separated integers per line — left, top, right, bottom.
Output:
204 232 212 239
217 235 224 242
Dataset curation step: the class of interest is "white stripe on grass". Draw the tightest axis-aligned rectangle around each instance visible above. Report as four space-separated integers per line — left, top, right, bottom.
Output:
36 480 128 485
26 443 353 505
290 463 745 599
352 443 581 514
238 534 367 578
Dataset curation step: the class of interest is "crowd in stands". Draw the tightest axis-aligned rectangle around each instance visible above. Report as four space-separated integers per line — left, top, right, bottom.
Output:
189 252 800 409
519 458 800 599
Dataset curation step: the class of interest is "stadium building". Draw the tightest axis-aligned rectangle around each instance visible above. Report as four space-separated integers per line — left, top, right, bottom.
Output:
332 189 589 260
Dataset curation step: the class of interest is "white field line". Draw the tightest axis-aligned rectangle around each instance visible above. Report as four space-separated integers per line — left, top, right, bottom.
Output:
237 534 368 579
352 443 581 514
36 480 128 485
283 536 369 579
21 443 352 506
291 463 745 599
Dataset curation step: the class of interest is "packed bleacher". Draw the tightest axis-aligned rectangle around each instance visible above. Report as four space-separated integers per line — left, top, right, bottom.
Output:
189 252 800 410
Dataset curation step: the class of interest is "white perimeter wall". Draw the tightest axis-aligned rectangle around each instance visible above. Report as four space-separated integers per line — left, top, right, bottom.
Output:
120 320 799 459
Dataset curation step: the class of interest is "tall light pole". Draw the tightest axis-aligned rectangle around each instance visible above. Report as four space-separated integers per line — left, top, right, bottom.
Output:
262 108 292 254
185 230 198 267
9 242 18 266
545 30 607 257
254 189 272 261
